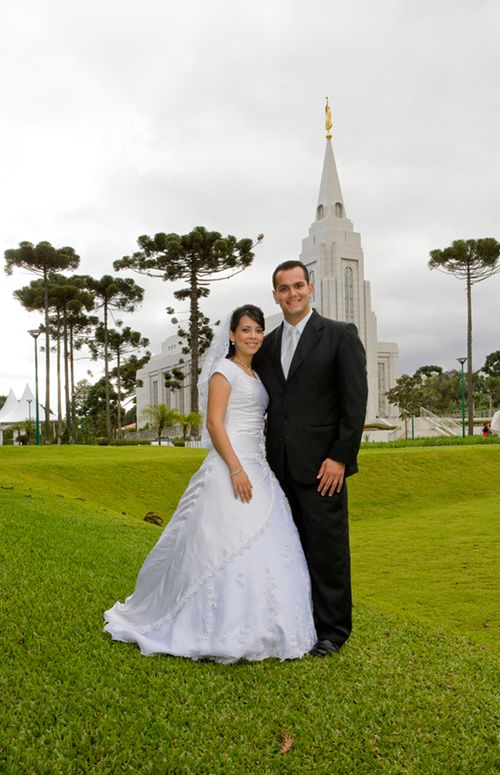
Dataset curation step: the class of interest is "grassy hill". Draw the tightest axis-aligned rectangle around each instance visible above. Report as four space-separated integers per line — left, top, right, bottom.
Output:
1 446 498 773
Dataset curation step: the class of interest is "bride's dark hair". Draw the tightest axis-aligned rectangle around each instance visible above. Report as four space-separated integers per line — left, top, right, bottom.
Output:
227 304 265 357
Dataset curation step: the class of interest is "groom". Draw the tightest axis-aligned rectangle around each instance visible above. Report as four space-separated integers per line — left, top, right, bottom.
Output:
254 260 368 655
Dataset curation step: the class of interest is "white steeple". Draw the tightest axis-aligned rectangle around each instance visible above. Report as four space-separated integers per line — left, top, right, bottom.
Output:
299 100 399 420
316 138 346 220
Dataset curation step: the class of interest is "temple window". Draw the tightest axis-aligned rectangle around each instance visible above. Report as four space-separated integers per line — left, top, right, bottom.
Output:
316 204 324 220
344 266 354 322
335 202 343 217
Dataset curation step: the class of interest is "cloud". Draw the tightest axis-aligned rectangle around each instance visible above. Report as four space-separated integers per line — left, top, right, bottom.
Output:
1 0 499 401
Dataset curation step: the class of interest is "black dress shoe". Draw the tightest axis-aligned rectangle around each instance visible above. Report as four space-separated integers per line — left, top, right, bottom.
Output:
309 639 340 657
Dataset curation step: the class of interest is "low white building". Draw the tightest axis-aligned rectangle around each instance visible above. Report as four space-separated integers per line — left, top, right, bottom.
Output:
136 112 399 424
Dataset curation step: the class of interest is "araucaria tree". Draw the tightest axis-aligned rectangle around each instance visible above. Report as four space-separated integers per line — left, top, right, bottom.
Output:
85 275 144 438
14 274 94 442
89 323 150 436
5 241 80 439
428 238 500 435
114 226 263 412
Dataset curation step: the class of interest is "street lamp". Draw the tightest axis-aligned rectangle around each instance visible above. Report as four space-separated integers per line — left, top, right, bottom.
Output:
27 398 32 443
29 329 41 445
457 357 467 438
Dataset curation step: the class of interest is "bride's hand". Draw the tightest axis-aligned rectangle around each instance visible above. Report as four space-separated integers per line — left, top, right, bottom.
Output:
231 469 253 503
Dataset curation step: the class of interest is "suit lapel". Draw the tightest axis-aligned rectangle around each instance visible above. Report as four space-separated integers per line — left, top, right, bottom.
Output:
287 311 324 382
269 322 286 385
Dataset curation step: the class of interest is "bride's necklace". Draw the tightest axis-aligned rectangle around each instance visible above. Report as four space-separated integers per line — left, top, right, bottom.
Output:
232 357 255 376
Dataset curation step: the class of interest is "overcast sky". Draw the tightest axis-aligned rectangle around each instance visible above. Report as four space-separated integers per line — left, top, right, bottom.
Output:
1 0 499 400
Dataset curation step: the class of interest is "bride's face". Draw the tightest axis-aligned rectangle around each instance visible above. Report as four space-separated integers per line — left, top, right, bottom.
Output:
231 315 264 358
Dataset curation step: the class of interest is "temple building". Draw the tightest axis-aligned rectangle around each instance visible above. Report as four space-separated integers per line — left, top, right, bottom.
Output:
136 103 399 424
299 100 399 420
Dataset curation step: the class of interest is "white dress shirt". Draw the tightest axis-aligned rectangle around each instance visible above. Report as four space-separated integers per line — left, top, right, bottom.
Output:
280 309 313 376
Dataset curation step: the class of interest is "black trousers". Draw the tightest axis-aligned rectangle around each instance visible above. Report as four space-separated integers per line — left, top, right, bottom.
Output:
281 467 352 647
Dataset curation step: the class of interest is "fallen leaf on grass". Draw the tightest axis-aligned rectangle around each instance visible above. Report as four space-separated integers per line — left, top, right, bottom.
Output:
279 733 293 754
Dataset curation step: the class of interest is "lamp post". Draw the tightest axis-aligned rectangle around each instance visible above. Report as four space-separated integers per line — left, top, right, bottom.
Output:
27 398 32 444
457 357 467 438
29 329 41 446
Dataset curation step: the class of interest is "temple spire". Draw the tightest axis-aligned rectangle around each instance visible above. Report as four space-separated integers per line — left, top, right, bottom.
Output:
317 99 345 217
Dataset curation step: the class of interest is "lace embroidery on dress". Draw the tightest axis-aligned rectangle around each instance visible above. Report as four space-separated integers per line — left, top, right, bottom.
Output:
238 621 252 645
236 572 246 588
264 568 280 651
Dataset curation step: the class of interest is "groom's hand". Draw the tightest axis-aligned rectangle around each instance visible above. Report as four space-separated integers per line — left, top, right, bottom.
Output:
316 458 345 496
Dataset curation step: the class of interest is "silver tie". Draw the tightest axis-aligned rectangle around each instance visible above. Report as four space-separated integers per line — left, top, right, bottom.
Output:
282 326 300 378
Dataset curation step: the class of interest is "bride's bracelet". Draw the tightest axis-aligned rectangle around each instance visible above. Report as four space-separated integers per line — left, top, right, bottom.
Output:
230 467 242 477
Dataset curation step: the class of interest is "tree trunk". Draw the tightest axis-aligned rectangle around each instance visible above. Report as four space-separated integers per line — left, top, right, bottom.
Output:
116 348 122 438
63 308 71 440
189 266 200 413
56 312 62 442
466 266 474 436
69 324 75 443
43 268 51 441
104 299 111 438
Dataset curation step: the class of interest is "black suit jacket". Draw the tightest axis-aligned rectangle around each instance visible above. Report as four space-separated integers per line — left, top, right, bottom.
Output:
254 310 368 486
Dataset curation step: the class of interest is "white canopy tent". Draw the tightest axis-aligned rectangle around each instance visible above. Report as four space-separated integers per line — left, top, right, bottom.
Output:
0 388 20 422
0 384 48 444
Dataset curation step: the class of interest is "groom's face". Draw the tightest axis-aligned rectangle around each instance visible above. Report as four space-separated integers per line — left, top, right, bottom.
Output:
272 266 313 323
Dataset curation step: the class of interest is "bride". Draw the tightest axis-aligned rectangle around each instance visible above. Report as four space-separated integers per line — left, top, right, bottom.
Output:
104 304 316 662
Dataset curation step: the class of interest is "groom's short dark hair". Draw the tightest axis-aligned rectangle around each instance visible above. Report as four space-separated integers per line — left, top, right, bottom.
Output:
272 260 310 289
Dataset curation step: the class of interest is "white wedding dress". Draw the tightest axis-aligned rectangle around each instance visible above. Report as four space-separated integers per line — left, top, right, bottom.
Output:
104 359 316 662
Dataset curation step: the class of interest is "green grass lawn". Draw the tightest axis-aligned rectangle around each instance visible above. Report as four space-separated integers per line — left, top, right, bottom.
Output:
1 446 498 773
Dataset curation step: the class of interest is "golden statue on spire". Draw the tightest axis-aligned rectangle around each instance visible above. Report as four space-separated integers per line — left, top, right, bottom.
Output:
325 97 333 139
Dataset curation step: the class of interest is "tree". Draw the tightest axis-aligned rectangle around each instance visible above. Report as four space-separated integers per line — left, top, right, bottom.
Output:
479 351 500 412
420 369 462 415
166 306 216 375
85 275 144 438
114 226 263 412
5 241 80 439
15 273 94 442
163 362 186 392
113 353 151 396
89 322 150 435
142 404 179 445
428 238 500 435
65 305 99 434
385 374 425 438
176 411 202 440
50 275 94 440
414 365 443 380
77 376 118 439
482 351 500 378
